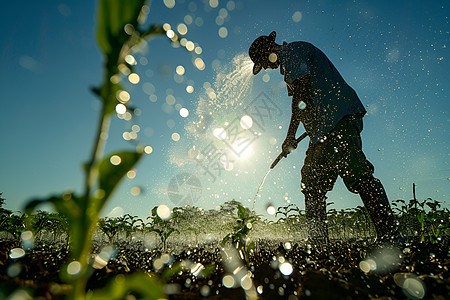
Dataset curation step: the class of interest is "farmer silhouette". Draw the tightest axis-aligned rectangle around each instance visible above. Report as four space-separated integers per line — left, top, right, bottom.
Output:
249 31 399 244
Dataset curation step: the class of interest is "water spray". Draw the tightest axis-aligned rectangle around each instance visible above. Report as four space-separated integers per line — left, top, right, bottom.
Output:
252 132 308 211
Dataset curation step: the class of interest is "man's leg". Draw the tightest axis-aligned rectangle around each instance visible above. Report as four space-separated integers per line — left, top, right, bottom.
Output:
356 176 398 241
301 141 337 245
303 190 329 244
335 118 399 241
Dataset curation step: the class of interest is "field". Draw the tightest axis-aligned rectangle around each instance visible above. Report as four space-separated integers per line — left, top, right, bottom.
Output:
1 199 449 299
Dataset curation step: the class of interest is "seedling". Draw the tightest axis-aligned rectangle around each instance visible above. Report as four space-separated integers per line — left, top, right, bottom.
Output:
222 202 259 266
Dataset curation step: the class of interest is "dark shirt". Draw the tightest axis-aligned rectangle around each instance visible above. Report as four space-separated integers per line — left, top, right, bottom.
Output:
279 41 366 143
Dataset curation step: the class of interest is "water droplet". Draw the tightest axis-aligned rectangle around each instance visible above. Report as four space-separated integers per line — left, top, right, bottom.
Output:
257 285 263 294
177 23 188 35
266 205 276 215
269 53 277 63
218 27 228 38
292 11 303 22
163 0 175 9
157 205 171 219
176 65 185 75
110 155 121 165
9 248 25 260
180 108 189 118
7 263 22 277
213 128 227 140
279 262 293 276
67 261 82 276
125 55 136 65
128 73 140 84
115 103 126 114
171 132 180 142
127 170 136 179
186 85 194 93
240 115 253 129
144 146 153 154
209 0 219 8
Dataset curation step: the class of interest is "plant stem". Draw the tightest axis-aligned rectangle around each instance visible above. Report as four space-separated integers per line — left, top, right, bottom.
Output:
83 103 111 204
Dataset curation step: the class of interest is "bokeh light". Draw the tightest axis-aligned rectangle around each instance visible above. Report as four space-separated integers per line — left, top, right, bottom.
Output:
180 108 189 118
127 170 136 179
130 186 141 196
156 204 171 219
67 261 82 276
279 262 293 276
117 90 130 103
292 11 303 22
144 146 153 154
110 155 121 166
222 275 235 288
266 204 276 215
172 133 181 141
176 65 185 75
240 115 253 130
195 58 205 70
209 0 219 8
177 23 188 35
115 103 126 114
128 73 140 84
213 128 227 140
163 0 175 9
218 27 228 38
186 85 194 93
9 248 25 260
186 41 195 51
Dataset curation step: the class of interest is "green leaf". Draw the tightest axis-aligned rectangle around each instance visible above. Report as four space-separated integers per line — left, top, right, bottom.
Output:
103 82 124 116
87 272 164 300
96 0 146 56
98 151 143 206
221 233 231 246
417 212 425 223
161 263 183 281
237 205 246 219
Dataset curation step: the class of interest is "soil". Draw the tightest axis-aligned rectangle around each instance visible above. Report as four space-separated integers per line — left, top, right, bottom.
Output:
0 237 448 299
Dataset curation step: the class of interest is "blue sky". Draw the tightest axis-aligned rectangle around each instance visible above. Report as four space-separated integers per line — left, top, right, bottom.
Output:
1 0 448 218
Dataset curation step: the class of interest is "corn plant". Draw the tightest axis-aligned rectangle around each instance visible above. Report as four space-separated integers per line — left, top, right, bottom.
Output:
31 210 69 246
221 202 259 266
393 184 449 243
146 206 181 252
276 203 307 234
416 198 449 243
23 0 167 299
0 211 26 243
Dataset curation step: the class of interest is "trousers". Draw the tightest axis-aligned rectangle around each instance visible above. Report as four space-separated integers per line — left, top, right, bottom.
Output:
300 116 397 241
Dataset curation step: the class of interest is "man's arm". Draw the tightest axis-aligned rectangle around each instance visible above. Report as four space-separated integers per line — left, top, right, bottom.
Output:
282 75 311 154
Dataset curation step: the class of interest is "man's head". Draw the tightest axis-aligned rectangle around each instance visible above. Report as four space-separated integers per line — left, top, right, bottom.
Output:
249 31 280 75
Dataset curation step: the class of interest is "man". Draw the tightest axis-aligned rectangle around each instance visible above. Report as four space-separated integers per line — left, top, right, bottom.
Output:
249 31 399 244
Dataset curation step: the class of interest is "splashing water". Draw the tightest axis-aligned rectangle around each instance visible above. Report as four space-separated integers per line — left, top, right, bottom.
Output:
252 169 271 211
197 53 254 114
188 53 254 138
169 53 255 168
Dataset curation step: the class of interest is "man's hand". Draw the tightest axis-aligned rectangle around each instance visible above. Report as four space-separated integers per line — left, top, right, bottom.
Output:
282 137 298 157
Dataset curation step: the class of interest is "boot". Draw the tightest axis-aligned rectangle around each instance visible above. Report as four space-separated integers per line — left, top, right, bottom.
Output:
305 193 330 245
357 177 399 242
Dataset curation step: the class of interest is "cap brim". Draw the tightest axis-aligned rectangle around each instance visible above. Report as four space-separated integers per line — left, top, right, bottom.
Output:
253 63 262 75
